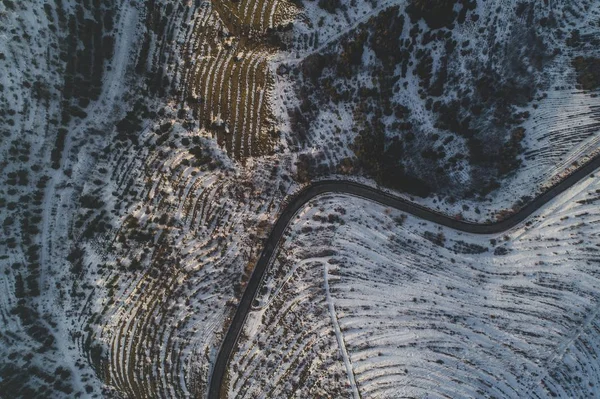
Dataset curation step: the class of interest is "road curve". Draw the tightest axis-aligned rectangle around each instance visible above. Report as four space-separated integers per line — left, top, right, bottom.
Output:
208 153 600 399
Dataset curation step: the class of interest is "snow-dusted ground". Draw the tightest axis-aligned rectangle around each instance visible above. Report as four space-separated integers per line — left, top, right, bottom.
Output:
0 2 92 395
3 0 600 397
230 171 600 398
0 1 142 396
271 0 600 222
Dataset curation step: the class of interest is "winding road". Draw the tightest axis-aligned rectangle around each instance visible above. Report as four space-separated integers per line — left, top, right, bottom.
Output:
208 152 600 399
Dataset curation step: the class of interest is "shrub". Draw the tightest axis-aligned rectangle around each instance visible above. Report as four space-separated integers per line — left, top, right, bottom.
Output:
406 0 459 29
318 0 341 13
572 57 600 91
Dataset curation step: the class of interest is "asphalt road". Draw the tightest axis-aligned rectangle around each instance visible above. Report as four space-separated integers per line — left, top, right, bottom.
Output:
208 153 600 399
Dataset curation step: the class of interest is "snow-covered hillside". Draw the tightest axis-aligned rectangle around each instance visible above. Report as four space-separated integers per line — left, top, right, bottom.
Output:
230 172 600 397
0 0 141 396
272 0 600 220
2 0 600 397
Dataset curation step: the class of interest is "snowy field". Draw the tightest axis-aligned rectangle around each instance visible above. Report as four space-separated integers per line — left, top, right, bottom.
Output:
229 171 600 398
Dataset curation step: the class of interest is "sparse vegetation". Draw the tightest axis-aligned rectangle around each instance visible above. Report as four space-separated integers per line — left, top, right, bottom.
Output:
2 0 600 398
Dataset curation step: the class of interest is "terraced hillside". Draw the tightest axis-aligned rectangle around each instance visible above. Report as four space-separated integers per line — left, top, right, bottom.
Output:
229 173 600 397
79 115 296 397
2 0 600 397
176 0 299 159
69 3 304 392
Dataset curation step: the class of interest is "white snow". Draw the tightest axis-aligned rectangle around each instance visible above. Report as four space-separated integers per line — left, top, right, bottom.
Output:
230 172 600 398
